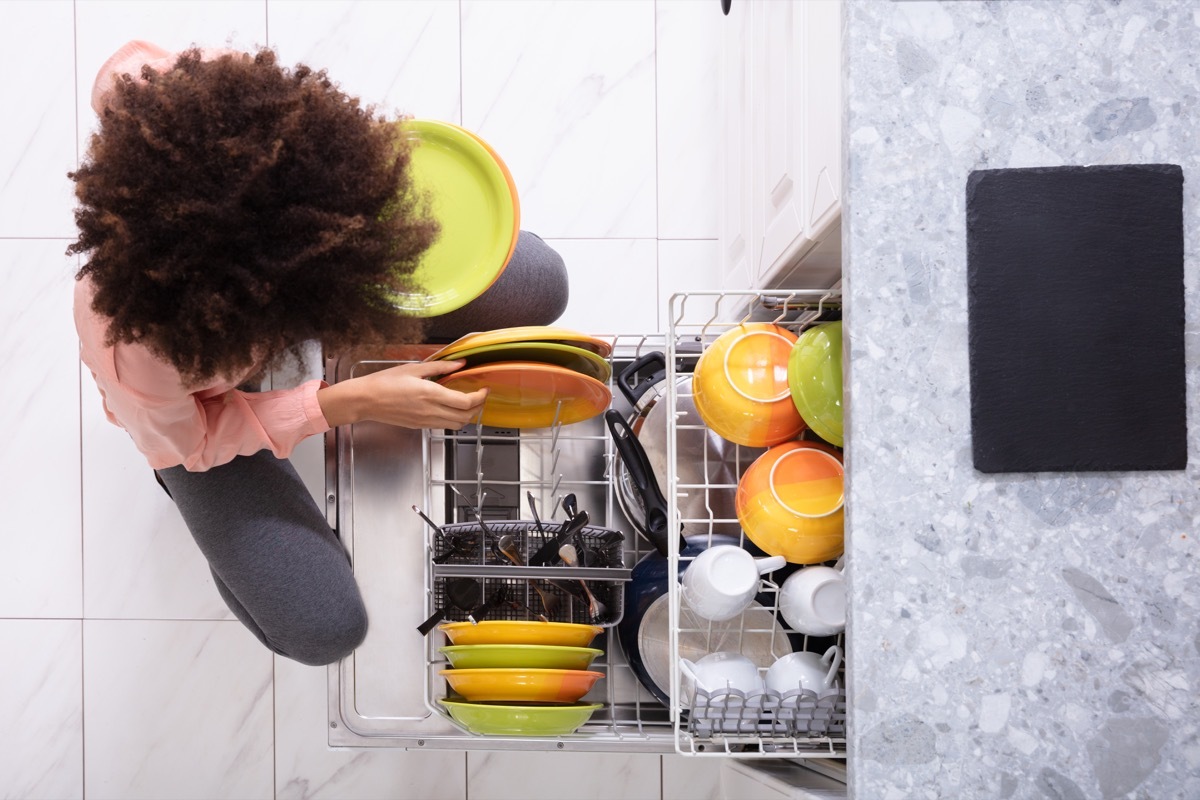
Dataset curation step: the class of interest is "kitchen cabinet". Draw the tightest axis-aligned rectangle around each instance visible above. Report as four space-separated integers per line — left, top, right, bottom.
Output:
720 0 842 292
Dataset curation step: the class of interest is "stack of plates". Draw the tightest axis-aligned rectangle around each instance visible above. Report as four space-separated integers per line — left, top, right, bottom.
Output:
437 621 605 736
427 327 615 428
389 119 520 317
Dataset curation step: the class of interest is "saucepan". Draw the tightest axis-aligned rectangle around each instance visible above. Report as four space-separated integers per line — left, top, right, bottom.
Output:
612 352 764 538
605 410 787 707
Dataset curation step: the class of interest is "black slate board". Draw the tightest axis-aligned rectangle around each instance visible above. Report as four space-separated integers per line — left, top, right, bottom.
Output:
966 164 1186 473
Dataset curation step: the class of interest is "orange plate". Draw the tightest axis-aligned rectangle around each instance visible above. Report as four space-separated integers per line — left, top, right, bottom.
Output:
440 668 604 704
427 326 614 361
438 361 612 429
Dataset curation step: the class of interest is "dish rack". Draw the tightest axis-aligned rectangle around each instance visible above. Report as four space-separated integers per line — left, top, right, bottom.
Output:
664 289 846 758
325 290 845 760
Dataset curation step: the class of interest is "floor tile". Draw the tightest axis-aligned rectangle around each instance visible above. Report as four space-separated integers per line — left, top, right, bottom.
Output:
662 754 726 800
467 751 661 800
267 0 461 123
274 657 467 800
0 0 77 237
0 620 83 800
461 0 657 238
657 239 722 333
655 0 721 240
83 619 274 800
0 241 81 617
81 389 232 619
545 238 659 336
75 0 267 146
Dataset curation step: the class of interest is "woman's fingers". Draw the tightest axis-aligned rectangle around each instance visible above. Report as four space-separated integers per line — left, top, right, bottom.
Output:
409 358 468 378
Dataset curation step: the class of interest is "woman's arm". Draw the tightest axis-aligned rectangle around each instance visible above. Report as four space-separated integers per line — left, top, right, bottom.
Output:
317 360 487 429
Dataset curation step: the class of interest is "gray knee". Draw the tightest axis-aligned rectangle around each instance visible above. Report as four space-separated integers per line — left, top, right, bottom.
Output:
425 231 569 340
278 596 369 667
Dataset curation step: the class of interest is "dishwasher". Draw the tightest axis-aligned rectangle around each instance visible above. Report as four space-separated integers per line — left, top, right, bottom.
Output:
324 289 846 770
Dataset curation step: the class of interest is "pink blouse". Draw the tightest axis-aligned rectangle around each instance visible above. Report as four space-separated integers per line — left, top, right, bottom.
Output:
77 40 330 472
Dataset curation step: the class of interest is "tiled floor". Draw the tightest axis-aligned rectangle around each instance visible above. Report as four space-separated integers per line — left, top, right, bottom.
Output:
1 1 730 797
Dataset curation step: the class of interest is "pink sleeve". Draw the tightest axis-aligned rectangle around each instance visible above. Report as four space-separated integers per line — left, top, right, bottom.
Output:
104 342 331 472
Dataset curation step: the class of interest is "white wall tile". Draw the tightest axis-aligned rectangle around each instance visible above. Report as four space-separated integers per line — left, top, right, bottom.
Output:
81 391 233 619
545 238 659 336
83 620 274 800
657 239 722 332
0 0 77 237
461 0 657 238
267 0 461 123
75 0 267 145
0 241 81 617
0 620 83 800
655 0 721 240
467 751 662 800
274 657 467 800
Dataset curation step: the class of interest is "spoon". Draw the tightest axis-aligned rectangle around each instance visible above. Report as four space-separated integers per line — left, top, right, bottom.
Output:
558 543 606 622
496 534 561 617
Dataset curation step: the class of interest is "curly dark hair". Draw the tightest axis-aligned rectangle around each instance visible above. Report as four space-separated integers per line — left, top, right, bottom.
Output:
68 47 437 385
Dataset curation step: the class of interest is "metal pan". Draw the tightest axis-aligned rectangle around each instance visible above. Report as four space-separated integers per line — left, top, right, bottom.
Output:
613 352 764 538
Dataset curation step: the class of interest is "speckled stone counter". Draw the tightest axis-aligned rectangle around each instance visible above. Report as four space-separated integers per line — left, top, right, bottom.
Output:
844 2 1200 798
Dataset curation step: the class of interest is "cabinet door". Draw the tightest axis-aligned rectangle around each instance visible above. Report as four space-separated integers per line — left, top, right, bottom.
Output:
718 0 756 291
754 0 842 288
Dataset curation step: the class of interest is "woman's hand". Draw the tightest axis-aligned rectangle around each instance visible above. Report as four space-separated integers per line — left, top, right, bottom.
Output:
317 360 487 430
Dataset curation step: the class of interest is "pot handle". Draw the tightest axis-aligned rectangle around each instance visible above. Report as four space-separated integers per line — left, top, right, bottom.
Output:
604 409 683 557
615 351 668 406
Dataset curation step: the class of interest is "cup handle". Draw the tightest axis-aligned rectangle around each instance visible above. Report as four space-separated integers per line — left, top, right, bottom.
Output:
833 556 845 573
820 645 843 690
755 555 787 575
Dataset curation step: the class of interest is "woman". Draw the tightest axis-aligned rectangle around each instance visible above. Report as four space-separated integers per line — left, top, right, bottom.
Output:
70 42 568 665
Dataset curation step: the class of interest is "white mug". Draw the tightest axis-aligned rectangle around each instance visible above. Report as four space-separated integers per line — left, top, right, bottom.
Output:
679 652 764 699
779 564 846 636
681 545 787 621
765 646 842 694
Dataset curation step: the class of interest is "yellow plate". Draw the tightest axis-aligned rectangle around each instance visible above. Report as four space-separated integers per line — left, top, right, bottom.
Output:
438 620 604 647
427 326 614 360
446 122 520 269
441 668 604 703
389 120 516 317
438 362 612 429
430 340 612 383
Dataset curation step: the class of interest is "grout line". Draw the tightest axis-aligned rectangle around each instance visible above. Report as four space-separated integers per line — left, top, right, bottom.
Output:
0 236 78 241
72 3 86 795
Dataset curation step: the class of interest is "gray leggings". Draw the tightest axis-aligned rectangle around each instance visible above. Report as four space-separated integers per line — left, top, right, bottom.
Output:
158 232 568 665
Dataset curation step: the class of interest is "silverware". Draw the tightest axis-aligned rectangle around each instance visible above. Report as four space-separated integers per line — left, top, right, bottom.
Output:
496 534 561 617
416 577 483 635
558 543 606 622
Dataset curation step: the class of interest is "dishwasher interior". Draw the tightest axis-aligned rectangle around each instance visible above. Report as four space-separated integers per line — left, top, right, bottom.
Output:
325 290 845 760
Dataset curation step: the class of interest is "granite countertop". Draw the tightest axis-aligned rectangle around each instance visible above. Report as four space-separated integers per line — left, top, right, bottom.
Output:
844 2 1200 798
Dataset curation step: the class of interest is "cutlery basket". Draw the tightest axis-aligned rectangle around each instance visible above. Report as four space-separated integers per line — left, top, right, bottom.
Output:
430 520 630 627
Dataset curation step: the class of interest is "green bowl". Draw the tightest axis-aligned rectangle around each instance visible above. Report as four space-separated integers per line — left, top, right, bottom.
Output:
439 700 603 737
787 321 844 447
440 644 604 671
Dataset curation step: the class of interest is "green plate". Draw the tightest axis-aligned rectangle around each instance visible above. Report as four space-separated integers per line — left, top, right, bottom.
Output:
787 321 844 447
437 341 612 383
390 120 516 317
439 700 603 737
440 644 604 671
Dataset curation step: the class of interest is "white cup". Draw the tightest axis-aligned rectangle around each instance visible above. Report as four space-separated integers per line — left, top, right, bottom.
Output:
679 652 764 699
681 545 787 621
778 564 846 636
765 646 842 695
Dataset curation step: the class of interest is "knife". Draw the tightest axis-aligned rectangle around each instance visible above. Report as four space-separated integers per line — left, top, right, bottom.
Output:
528 509 590 567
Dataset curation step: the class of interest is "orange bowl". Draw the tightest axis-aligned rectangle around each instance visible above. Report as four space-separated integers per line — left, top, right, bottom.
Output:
693 323 806 447
736 440 844 564
440 668 604 704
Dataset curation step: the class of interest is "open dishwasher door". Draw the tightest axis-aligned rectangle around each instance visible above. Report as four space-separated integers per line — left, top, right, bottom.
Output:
323 342 678 752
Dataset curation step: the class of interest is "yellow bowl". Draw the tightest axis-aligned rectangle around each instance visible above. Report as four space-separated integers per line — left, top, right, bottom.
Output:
736 440 844 564
441 668 604 703
438 620 604 647
693 323 806 448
